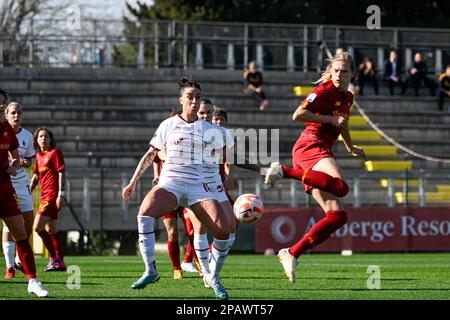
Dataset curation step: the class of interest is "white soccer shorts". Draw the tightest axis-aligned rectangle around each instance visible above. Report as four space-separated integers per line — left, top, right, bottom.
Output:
158 178 218 208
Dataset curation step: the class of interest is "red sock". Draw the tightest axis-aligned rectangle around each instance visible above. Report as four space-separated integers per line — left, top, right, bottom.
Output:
37 230 56 258
281 166 349 198
50 232 64 260
182 216 197 263
289 210 348 258
167 240 181 270
184 241 195 263
15 239 37 279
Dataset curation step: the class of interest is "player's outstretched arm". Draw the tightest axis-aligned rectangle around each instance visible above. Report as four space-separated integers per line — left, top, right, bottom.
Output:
122 146 156 201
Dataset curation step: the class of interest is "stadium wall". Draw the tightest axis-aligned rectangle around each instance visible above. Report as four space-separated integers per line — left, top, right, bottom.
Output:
256 207 450 253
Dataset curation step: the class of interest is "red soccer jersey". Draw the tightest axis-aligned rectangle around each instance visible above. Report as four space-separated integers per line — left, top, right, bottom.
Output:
295 80 353 148
34 148 65 201
0 120 19 197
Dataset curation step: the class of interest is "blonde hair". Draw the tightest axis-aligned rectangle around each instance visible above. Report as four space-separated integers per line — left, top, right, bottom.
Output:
4 101 22 115
314 51 355 84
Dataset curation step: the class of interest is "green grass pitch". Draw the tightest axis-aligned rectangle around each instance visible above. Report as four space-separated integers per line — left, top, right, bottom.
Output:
1 252 449 300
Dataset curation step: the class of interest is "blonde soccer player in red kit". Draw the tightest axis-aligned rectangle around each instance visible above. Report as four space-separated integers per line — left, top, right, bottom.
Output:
265 52 366 283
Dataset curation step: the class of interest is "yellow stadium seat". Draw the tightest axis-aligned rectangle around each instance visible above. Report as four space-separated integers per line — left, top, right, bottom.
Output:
379 179 420 188
395 191 450 203
348 116 367 126
338 130 381 141
359 145 398 156
292 86 315 96
436 185 450 192
364 160 413 171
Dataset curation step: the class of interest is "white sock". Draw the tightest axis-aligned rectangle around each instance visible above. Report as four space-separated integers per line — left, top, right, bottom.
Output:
227 232 236 252
15 252 21 265
137 216 156 274
2 241 15 268
209 238 229 279
193 233 210 275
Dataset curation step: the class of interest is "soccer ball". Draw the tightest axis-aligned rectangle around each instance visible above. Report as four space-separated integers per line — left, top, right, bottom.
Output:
233 193 264 223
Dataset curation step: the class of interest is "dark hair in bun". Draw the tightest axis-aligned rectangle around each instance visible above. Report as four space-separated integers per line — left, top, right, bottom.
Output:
178 77 201 96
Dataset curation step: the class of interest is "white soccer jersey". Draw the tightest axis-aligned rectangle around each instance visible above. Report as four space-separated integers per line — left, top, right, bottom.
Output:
202 125 234 182
10 127 35 186
150 115 234 183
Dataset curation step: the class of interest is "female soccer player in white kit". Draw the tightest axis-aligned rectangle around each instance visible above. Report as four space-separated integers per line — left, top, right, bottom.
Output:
2 102 36 278
122 77 235 300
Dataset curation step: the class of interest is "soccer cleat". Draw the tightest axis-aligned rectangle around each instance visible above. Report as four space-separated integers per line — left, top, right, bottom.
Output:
193 259 203 277
14 262 25 273
55 260 67 272
28 280 49 297
181 262 197 273
264 162 283 185
43 258 59 272
207 276 229 300
131 272 160 289
278 248 298 283
4 267 15 279
173 269 183 280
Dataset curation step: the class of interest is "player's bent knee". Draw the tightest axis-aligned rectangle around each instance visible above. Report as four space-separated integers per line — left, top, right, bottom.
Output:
331 178 349 198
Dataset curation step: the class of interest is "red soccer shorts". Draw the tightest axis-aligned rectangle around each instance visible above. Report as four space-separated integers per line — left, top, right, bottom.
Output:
292 140 335 193
37 199 60 220
0 191 21 218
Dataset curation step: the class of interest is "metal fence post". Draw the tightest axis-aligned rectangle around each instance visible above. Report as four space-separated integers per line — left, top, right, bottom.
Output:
403 168 409 207
353 177 361 208
419 177 426 207
435 49 442 76
121 173 129 222
387 177 395 207
227 43 235 70
256 43 264 70
82 176 91 222
183 22 188 70
243 24 248 69
195 42 203 69
377 47 384 73
154 21 159 69
287 41 295 72
303 26 308 72
290 180 297 208
138 40 145 68
99 167 104 255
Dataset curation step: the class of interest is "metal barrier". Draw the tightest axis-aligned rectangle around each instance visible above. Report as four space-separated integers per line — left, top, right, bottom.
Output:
2 19 450 73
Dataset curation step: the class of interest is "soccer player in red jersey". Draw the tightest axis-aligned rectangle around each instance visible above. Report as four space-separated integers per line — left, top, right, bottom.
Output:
0 109 49 297
2 102 36 279
30 127 67 272
265 52 366 283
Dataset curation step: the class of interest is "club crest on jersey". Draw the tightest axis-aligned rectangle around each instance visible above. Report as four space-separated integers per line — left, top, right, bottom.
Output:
306 93 317 103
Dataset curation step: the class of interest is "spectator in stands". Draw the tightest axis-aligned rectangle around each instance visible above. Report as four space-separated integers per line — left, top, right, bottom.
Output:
357 57 379 95
438 65 450 111
243 61 269 111
384 49 402 95
401 52 436 97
